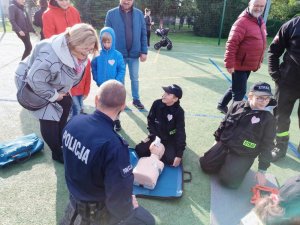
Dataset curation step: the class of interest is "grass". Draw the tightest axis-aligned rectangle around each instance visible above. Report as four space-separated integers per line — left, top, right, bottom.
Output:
0 31 299 225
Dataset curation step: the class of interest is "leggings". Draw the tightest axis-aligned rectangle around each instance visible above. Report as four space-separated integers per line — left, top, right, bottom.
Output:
16 32 32 60
39 95 72 156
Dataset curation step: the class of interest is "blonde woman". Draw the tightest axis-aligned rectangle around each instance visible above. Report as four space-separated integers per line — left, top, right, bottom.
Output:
15 23 99 163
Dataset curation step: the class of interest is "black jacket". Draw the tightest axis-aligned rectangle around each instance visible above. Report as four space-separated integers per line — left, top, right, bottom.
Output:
214 101 276 170
268 16 300 87
8 0 34 33
147 99 186 158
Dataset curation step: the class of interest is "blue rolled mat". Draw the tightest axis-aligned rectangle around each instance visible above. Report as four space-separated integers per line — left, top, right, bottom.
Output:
0 133 44 167
129 148 184 198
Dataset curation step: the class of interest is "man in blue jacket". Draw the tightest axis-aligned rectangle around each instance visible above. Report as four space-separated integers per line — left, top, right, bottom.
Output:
105 0 148 110
60 80 155 225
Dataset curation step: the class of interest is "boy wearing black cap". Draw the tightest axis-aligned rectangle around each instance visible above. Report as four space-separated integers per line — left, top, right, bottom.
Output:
200 82 276 189
135 84 186 167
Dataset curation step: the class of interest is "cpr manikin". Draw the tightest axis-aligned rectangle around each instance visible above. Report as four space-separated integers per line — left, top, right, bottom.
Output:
133 137 165 189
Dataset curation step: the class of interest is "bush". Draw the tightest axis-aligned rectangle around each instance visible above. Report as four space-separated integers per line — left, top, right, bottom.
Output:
266 19 284 37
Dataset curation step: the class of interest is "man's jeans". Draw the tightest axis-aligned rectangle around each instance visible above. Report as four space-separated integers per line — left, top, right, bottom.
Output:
72 95 83 117
218 70 251 107
124 57 140 100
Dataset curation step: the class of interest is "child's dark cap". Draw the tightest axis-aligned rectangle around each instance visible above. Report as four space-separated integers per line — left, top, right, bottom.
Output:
250 82 273 96
162 84 183 99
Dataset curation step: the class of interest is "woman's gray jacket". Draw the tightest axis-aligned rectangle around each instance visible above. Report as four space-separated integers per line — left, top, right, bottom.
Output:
15 34 87 121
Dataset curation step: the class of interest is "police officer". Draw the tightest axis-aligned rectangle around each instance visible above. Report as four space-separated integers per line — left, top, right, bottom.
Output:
60 80 155 225
268 16 300 161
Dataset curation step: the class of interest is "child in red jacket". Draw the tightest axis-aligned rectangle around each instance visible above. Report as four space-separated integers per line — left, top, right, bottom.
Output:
70 60 91 117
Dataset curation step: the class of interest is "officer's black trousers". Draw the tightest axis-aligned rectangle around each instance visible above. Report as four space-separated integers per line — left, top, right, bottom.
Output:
39 95 72 158
274 83 300 152
135 138 176 165
60 195 155 225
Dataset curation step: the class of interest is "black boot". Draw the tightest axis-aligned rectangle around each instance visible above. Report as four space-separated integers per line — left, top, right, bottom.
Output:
52 151 64 164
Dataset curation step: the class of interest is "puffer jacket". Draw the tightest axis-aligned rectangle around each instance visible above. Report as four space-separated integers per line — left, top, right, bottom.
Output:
224 9 267 72
91 27 125 86
42 4 81 38
214 100 276 170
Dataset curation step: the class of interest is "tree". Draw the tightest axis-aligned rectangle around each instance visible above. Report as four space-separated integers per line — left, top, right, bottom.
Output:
193 0 247 37
267 0 300 36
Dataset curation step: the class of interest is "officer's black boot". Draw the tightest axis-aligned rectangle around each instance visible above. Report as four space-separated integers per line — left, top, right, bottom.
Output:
271 136 289 162
52 149 64 164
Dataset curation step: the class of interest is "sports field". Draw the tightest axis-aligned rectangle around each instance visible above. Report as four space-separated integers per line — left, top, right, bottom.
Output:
0 32 299 225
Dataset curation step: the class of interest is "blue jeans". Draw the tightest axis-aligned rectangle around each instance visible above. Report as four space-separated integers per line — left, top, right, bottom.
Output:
218 70 251 107
72 95 83 117
124 57 140 100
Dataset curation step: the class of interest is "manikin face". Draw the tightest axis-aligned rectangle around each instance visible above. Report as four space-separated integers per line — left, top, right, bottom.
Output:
56 0 70 10
162 92 178 106
249 0 266 18
248 94 270 110
120 0 134 12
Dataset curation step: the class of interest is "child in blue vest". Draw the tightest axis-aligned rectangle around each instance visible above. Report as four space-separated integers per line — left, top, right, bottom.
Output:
91 27 125 131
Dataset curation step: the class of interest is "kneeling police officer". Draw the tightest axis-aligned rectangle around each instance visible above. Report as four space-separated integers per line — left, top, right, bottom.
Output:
60 80 155 225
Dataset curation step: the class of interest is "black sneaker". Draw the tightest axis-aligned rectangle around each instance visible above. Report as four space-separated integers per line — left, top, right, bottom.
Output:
217 105 228 114
114 120 122 132
133 99 145 110
271 147 286 162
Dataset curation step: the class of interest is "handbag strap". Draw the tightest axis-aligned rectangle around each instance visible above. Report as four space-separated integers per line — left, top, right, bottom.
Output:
10 149 32 163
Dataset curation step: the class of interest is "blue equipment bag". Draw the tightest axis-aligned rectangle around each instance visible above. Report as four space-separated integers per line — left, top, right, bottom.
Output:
0 133 44 167
129 148 191 199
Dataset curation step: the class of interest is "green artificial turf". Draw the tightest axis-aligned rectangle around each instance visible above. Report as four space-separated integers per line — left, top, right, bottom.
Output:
0 32 299 225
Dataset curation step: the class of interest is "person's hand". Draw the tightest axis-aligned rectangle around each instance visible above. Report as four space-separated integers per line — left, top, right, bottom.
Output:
172 157 182 167
132 195 139 209
56 93 66 101
140 54 147 62
151 22 154 25
83 95 88 100
255 171 267 186
19 31 25 36
227 68 234 74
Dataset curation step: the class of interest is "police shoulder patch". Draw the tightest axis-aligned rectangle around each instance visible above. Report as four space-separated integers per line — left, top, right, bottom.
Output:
120 164 133 177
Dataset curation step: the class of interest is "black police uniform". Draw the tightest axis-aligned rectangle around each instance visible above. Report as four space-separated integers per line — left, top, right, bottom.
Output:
200 100 276 188
268 16 300 156
60 110 155 225
135 99 186 165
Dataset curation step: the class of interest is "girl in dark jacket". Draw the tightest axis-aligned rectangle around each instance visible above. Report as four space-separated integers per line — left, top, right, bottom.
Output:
8 0 35 60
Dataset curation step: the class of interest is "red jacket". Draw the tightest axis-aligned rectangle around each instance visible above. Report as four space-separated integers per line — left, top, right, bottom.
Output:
42 4 81 38
70 60 91 97
224 10 267 72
